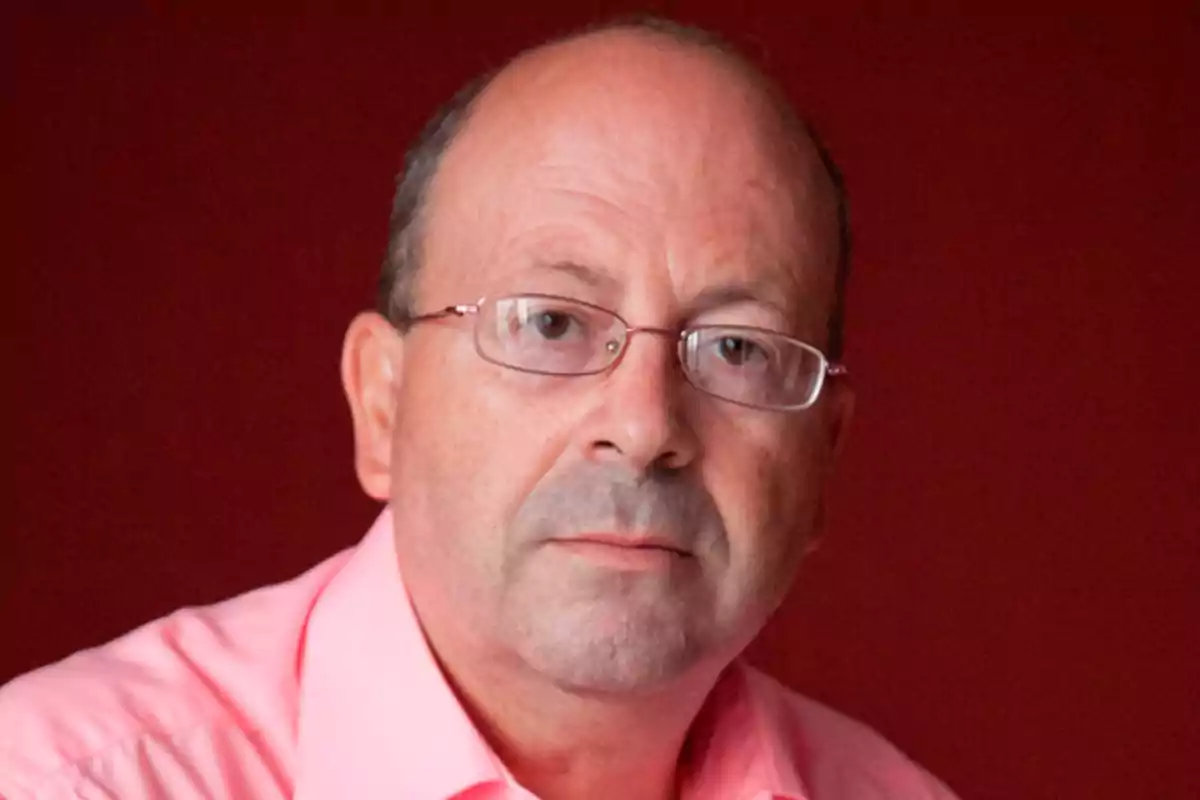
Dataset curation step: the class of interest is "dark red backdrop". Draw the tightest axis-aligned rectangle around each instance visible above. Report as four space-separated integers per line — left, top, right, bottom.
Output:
6 4 1198 799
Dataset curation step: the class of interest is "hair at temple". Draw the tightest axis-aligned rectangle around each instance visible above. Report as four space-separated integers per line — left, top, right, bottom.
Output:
376 15 852 361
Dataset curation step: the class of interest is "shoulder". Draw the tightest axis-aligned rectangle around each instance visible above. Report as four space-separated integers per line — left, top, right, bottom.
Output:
742 665 960 800
0 551 350 799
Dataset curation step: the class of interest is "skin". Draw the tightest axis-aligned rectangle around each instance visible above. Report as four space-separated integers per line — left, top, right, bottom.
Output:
341 30 853 800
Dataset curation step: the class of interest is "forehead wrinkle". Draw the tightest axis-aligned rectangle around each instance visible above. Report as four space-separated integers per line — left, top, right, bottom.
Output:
489 189 647 269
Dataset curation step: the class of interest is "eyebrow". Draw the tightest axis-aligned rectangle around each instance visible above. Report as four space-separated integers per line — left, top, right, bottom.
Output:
527 261 794 323
528 260 621 291
687 280 793 321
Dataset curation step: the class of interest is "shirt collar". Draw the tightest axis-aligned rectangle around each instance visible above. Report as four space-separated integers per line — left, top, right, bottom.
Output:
294 507 810 800
682 662 811 800
294 508 505 800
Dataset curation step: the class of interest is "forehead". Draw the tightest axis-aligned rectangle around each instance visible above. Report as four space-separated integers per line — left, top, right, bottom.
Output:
422 33 838 316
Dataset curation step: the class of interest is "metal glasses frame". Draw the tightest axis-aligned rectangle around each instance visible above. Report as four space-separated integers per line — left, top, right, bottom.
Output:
400 293 848 411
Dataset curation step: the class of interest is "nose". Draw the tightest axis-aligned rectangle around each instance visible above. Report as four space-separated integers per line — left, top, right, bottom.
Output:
583 331 700 475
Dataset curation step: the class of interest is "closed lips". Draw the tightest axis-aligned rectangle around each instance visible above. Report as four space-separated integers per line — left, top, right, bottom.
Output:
555 533 690 555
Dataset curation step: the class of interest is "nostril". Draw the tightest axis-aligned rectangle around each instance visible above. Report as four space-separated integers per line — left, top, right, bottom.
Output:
654 450 687 475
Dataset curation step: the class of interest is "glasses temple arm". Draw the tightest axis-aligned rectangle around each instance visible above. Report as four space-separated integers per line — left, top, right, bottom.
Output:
404 303 480 324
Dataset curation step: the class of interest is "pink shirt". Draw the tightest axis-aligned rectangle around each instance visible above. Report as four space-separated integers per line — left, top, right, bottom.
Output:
0 510 958 800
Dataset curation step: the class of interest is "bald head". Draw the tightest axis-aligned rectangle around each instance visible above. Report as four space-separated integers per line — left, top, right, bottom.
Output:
379 18 850 358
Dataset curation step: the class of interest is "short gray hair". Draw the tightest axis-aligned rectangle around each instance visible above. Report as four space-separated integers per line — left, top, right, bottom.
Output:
377 16 852 359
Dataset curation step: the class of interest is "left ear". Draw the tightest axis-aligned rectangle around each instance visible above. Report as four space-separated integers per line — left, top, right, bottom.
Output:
800 377 856 553
340 311 404 501
824 377 855 463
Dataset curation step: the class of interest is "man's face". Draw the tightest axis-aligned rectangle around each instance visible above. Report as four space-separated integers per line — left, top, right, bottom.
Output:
359 35 849 692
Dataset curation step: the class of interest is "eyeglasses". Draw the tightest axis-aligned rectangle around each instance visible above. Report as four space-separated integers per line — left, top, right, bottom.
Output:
399 293 847 412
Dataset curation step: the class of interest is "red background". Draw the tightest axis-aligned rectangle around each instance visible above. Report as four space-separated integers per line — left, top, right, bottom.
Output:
6 4 1198 798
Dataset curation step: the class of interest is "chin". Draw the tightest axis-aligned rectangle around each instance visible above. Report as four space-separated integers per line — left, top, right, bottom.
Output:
508 600 711 694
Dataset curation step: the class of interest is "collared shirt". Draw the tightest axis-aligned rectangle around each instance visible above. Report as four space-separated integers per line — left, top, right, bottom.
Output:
0 510 958 800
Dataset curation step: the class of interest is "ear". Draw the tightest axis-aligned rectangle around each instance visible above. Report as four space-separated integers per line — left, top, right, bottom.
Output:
804 380 855 554
341 311 403 501
824 378 855 463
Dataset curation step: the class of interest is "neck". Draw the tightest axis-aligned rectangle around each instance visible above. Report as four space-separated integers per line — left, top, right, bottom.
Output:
434 636 724 800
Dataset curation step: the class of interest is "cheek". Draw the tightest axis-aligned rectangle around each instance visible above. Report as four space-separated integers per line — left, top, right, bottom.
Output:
701 415 829 581
392 349 572 549
388 361 569 621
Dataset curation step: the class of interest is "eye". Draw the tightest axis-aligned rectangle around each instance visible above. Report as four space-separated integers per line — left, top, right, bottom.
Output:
715 335 769 366
501 298 595 346
531 310 575 340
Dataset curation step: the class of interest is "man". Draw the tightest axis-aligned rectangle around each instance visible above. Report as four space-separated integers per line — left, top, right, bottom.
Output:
0 18 959 800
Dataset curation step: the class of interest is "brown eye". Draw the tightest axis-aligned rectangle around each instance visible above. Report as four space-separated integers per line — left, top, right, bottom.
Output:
716 336 765 366
533 311 574 340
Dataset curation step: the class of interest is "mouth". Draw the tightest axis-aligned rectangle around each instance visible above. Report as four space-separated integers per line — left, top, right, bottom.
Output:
548 532 691 569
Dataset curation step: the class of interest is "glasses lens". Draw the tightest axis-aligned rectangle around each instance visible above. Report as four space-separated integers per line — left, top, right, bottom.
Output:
477 295 624 375
681 327 826 409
